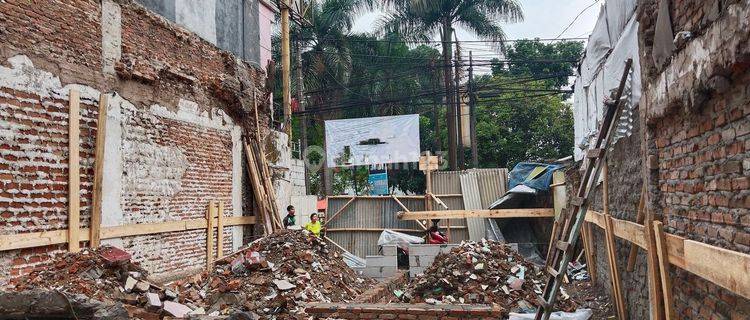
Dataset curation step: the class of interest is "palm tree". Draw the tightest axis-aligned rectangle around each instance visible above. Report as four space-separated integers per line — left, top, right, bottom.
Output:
289 0 374 195
379 0 523 170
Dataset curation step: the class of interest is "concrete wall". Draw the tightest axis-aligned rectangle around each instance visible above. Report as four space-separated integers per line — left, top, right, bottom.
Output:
135 0 262 65
0 0 269 285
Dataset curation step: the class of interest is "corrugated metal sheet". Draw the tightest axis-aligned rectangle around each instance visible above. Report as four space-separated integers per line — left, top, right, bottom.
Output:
460 172 485 240
325 196 424 257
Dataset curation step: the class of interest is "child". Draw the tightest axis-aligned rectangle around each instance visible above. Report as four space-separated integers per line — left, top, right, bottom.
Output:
304 213 323 237
283 205 296 228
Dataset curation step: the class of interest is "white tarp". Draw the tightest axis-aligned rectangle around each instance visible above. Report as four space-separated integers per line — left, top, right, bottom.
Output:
325 114 420 167
573 3 641 160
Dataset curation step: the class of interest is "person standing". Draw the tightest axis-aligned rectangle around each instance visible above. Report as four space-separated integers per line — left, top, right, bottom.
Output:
283 205 296 228
304 213 323 237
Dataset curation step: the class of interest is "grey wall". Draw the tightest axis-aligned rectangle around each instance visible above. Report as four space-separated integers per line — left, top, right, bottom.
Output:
135 0 260 64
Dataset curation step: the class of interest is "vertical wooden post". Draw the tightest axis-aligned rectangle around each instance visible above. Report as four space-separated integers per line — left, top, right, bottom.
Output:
645 196 666 319
584 222 597 282
280 0 291 139
68 89 81 253
217 201 225 259
206 201 216 270
604 215 627 319
627 185 646 272
90 93 108 248
653 221 675 319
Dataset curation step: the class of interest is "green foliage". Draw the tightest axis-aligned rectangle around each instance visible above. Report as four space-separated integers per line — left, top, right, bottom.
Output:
492 40 584 91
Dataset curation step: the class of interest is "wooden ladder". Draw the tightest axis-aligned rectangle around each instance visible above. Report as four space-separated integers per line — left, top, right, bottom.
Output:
535 59 633 320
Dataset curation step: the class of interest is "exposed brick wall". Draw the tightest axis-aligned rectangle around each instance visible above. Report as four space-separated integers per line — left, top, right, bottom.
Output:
0 0 268 286
0 87 97 232
593 0 750 318
585 109 651 320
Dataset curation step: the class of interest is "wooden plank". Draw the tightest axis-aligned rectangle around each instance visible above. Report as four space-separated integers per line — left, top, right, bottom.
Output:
604 215 627 320
627 186 646 272
217 201 225 259
584 222 597 282
398 208 555 220
68 89 81 253
1 216 256 251
653 221 675 319
429 193 449 210
324 197 356 227
683 239 750 299
90 93 108 248
644 202 666 320
206 201 216 270
326 228 426 233
244 142 273 234
391 195 410 212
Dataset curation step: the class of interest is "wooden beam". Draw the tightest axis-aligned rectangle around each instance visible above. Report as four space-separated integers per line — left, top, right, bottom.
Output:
627 186 646 272
68 89 81 253
0 216 257 252
398 208 555 220
653 221 675 319
326 228 425 233
604 215 627 319
324 197 356 227
217 201 225 259
429 193 449 210
644 202 666 319
90 93 108 248
206 201 216 270
391 195 410 212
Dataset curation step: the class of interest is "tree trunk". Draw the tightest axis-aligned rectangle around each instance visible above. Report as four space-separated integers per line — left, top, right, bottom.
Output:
442 19 457 170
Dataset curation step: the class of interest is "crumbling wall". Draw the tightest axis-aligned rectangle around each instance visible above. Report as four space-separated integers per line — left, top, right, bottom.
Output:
0 0 269 286
633 0 750 318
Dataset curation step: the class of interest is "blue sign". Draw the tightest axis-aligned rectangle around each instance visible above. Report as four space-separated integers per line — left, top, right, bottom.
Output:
368 171 389 195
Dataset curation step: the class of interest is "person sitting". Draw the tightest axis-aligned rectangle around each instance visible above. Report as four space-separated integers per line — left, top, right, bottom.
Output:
283 205 296 228
427 224 448 244
304 213 323 237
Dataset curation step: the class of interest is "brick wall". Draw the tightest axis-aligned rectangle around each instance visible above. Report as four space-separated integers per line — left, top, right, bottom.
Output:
0 0 268 286
590 0 750 318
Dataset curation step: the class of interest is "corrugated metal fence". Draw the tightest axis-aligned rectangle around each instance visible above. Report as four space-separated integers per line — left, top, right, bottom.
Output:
325 168 508 258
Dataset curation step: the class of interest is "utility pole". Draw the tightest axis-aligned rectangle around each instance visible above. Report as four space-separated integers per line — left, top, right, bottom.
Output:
281 0 292 139
454 39 464 170
295 33 310 194
442 20 457 170
469 51 478 168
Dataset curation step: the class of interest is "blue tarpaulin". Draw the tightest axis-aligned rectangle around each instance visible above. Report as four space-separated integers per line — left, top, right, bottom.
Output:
508 162 564 191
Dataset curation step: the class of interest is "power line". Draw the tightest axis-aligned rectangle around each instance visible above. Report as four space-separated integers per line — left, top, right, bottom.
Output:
301 37 589 44
554 0 602 39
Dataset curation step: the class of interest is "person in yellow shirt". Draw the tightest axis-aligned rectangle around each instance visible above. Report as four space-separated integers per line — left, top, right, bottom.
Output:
304 213 323 237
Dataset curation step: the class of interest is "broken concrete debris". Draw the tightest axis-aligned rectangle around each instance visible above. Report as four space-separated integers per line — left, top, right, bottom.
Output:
400 240 577 315
9 231 374 319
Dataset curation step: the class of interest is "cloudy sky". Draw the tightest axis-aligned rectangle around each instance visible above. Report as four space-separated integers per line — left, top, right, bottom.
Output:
350 0 603 59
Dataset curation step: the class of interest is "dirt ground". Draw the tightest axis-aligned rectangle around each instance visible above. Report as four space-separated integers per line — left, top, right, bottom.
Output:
566 279 615 319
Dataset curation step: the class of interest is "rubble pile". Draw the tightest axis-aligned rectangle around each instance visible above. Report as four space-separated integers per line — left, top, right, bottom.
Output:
12 246 186 319
175 230 375 318
402 240 577 315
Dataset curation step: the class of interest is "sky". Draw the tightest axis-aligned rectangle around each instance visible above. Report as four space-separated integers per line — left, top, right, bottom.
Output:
350 0 603 61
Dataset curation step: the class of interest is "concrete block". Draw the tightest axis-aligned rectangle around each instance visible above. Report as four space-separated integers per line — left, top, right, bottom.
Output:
381 245 397 256
360 266 397 278
408 244 458 256
408 255 436 268
409 267 427 278
366 255 397 267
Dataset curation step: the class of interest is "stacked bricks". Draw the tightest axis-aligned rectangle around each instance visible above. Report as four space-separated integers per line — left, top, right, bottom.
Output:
354 271 409 304
408 244 459 278
305 303 503 320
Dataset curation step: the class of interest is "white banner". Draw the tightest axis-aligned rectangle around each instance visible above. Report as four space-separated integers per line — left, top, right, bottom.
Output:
325 114 420 167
